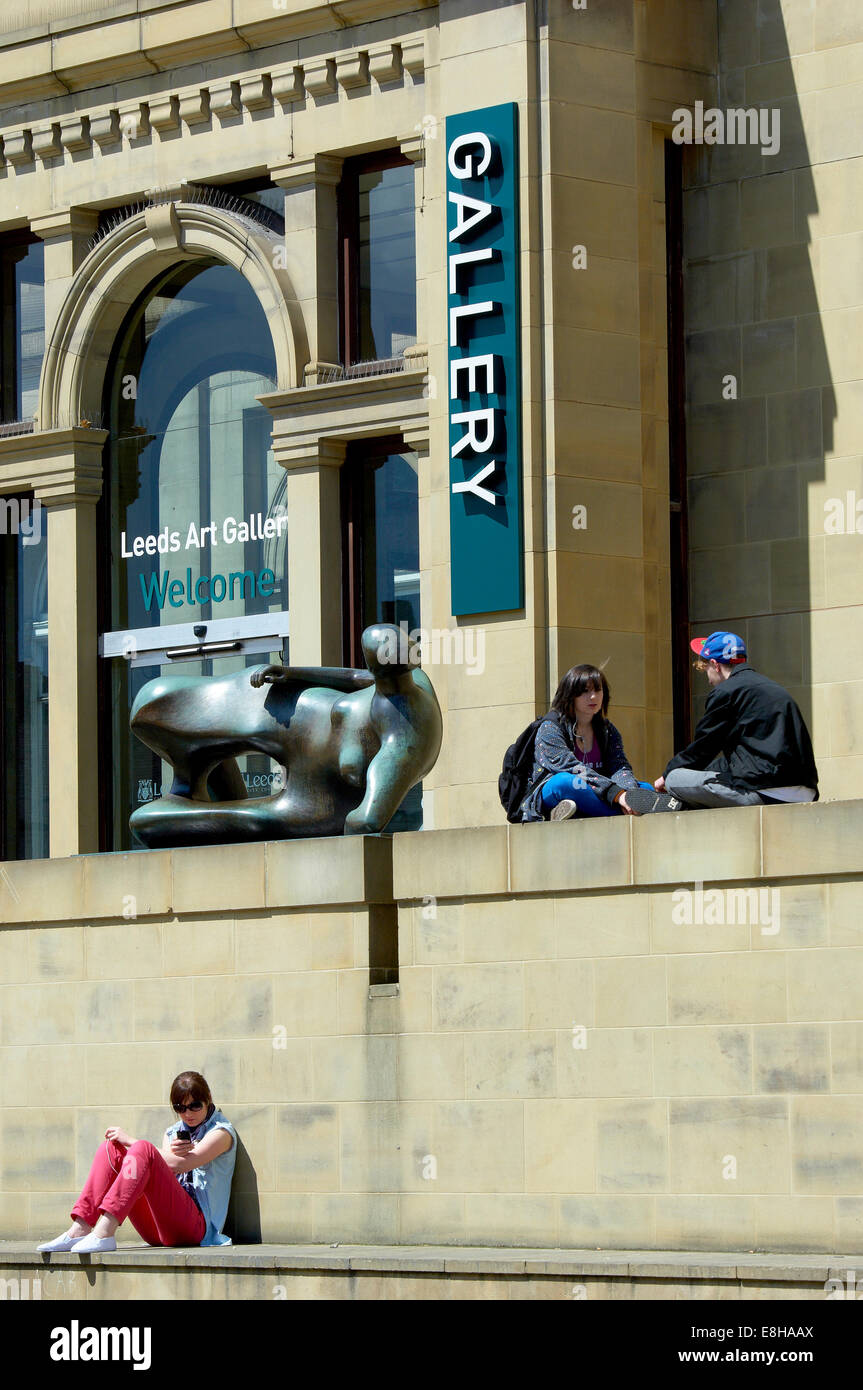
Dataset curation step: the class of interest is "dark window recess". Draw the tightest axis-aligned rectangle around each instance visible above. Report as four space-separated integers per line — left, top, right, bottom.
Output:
341 437 422 832
0 496 49 860
338 152 417 367
665 139 692 748
1 235 45 423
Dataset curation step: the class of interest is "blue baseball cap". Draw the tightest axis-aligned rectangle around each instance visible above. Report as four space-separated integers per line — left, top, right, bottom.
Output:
690 631 747 663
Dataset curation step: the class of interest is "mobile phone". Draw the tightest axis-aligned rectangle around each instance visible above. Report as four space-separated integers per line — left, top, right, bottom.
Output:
176 1128 192 1143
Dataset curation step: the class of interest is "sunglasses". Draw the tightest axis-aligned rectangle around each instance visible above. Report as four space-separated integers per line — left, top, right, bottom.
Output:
173 1101 205 1114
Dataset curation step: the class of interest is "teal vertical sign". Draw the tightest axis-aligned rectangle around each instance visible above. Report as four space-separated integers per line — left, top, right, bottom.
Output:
446 102 523 616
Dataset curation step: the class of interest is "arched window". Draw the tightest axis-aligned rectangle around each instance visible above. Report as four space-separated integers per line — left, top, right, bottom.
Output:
99 259 286 850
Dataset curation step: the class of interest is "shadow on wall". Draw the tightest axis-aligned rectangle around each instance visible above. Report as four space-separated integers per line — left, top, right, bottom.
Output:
685 0 836 755
223 1134 261 1245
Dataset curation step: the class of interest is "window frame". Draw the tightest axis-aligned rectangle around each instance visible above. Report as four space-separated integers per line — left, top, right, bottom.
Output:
0 230 44 424
665 139 692 749
340 433 410 667
337 150 414 368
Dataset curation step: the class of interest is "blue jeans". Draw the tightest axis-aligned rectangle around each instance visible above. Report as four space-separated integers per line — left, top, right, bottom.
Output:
540 774 654 818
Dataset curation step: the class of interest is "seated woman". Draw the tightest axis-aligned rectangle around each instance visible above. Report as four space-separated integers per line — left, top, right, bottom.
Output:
37 1071 236 1253
520 664 679 821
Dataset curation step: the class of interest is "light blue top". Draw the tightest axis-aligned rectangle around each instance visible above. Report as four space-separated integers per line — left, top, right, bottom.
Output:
165 1108 237 1247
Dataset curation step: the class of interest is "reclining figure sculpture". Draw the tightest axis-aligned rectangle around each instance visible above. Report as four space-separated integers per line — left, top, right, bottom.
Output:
128 623 442 847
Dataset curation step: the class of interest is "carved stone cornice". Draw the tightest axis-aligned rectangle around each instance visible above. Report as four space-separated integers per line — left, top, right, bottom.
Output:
0 426 107 505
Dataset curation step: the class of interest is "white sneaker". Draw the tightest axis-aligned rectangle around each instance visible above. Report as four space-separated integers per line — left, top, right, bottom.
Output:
70 1234 117 1253
37 1232 83 1252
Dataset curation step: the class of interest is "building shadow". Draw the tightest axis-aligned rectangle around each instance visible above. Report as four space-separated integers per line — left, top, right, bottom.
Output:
683 0 835 779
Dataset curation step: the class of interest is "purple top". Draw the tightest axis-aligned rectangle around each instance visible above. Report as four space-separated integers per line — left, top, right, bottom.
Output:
578 738 602 767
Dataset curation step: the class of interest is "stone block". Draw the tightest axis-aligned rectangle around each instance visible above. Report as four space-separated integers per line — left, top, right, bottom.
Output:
162 917 234 975
461 896 555 963
762 800 863 878
555 891 649 957
193 975 272 1039
792 1096 863 1195
172 843 265 915
84 921 163 981
524 958 593 1031
552 325 641 408
432 963 523 1032
234 912 315 974
76 980 135 1044
0 982 75 1045
654 1026 752 1097
83 852 171 920
464 1031 556 1099
311 1035 397 1101
654 1194 758 1250
668 951 787 1025
313 1194 399 1244
272 970 340 1037
559 1194 656 1249
393 827 507 900
632 806 761 885
510 819 631 896
395 1029 464 1099
431 1101 524 1192
338 1101 433 1192
669 1097 790 1194
84 1043 164 1106
557 1026 653 1098
463 1194 559 1247
595 1099 668 1193
27 925 84 981
0 858 84 925
755 1023 828 1095
788 948 863 1022
593 956 667 1027
234 1039 312 1104
275 1104 339 1193
267 835 392 908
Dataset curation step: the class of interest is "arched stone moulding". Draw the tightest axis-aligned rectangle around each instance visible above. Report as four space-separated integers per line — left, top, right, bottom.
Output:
38 200 308 431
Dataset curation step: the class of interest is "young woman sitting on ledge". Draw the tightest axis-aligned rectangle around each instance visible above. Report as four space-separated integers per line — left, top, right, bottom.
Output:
520 664 681 821
37 1071 236 1253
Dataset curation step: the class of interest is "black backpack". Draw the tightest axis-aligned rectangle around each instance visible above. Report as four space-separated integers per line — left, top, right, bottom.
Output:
498 709 561 823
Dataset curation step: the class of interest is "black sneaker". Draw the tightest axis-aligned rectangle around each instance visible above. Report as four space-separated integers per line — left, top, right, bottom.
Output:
625 787 684 815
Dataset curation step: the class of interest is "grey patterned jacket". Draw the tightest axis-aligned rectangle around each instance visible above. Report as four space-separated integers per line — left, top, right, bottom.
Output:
520 715 640 822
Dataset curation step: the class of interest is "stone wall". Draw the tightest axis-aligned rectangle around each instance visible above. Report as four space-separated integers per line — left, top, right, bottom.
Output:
2 801 862 1253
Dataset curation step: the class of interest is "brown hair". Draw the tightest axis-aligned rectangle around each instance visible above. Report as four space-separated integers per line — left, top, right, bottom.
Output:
169 1071 213 1110
551 664 610 724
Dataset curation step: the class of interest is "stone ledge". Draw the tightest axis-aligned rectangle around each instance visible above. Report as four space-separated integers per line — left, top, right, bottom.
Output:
2 1242 853 1283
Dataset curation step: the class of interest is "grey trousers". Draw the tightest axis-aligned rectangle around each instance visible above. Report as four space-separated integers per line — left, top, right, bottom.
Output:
665 767 764 808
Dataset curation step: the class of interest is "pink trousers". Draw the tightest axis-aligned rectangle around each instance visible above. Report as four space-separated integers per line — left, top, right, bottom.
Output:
71 1138 206 1247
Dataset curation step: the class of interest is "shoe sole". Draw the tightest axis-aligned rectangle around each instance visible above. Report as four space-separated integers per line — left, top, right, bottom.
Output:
550 800 578 821
625 787 682 815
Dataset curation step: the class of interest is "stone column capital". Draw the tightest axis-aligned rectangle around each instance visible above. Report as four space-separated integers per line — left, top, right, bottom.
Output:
30 207 99 241
272 437 348 471
270 155 343 190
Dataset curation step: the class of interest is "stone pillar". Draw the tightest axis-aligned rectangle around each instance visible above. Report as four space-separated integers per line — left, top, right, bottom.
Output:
275 439 345 666
30 210 100 414
270 156 343 373
398 132 426 357
33 430 106 858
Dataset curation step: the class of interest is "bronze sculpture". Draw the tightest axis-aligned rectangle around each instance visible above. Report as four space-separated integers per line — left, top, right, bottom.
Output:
128 623 442 846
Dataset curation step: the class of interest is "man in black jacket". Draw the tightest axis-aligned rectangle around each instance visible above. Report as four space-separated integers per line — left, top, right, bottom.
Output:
654 631 819 809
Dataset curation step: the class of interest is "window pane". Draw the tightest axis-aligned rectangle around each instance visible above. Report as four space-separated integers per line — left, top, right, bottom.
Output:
2 239 45 421
104 260 284 850
358 165 417 361
1 501 49 859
